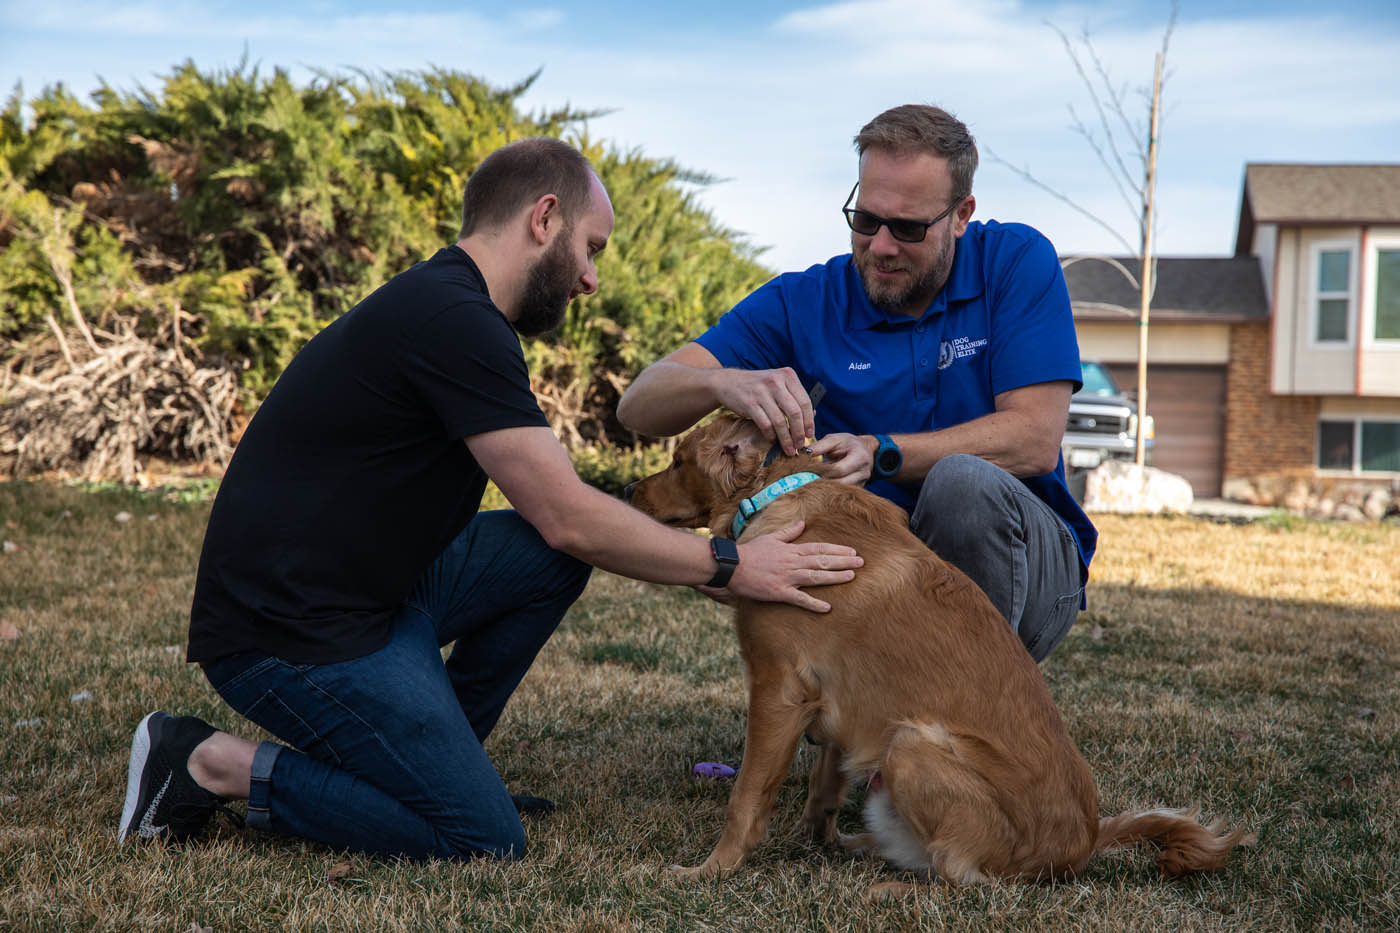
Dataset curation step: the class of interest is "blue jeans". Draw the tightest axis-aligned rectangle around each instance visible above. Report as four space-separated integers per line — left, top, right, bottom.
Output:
909 455 1084 663
201 510 592 860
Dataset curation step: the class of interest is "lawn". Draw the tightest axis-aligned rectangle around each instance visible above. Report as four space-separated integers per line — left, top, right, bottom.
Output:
1 479 1396 931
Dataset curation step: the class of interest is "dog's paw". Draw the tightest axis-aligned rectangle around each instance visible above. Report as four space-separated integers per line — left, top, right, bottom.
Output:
839 831 877 854
863 880 922 901
797 817 840 847
666 864 707 883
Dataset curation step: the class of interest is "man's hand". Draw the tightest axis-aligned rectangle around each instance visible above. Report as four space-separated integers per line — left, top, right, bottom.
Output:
724 520 861 613
711 367 814 456
808 433 876 485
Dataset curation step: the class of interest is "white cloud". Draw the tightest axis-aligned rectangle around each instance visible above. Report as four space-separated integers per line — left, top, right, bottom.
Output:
1167 18 1400 132
0 1 560 42
511 8 565 30
777 0 1031 40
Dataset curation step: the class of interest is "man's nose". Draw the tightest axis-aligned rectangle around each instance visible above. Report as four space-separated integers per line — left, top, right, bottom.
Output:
870 225 901 255
579 266 599 295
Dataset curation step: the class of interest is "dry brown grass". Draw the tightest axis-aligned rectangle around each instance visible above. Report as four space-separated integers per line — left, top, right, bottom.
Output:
1 481 1396 931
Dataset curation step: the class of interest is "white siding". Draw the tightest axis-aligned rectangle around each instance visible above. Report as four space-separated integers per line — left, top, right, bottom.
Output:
1076 321 1230 366
1255 223 1277 308
1273 227 1359 395
1360 228 1400 396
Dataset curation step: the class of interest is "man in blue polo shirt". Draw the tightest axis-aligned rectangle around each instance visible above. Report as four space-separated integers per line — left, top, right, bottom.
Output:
618 104 1096 662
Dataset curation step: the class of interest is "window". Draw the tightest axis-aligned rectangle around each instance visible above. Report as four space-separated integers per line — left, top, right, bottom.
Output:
1318 421 1353 470
1361 422 1400 472
1318 419 1400 473
1314 247 1352 343
1375 248 1400 341
1077 360 1120 397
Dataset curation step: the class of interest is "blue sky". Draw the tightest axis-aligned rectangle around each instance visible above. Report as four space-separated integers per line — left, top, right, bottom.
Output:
3 0 1398 273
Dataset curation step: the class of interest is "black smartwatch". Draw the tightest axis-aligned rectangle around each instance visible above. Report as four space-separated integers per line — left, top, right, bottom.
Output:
706 537 739 588
871 434 902 480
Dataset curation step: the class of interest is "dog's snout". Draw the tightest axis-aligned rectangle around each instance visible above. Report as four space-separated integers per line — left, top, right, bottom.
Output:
622 481 637 502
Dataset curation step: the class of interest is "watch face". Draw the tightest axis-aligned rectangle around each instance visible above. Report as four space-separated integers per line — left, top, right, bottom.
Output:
711 536 739 565
876 442 900 478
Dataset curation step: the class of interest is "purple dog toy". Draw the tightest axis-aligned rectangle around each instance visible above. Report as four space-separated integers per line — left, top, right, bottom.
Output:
692 761 736 779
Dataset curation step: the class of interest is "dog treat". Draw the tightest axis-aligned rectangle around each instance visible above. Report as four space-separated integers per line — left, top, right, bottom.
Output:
692 762 736 779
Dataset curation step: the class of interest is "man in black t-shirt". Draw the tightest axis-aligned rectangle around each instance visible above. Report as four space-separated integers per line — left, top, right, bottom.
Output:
118 139 863 860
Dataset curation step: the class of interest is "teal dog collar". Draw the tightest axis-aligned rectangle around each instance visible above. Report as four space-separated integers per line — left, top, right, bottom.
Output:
731 472 822 539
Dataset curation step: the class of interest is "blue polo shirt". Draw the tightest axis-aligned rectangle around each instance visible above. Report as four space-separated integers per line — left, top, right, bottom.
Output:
696 219 1097 582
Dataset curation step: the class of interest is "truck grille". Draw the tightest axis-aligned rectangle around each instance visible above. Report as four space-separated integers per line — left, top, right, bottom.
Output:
1067 409 1129 436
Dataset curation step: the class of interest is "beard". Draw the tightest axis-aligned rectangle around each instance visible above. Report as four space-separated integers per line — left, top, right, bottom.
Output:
512 228 577 338
856 222 956 315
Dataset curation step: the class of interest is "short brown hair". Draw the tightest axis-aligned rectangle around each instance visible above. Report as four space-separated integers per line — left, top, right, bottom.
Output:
854 105 978 199
458 138 596 239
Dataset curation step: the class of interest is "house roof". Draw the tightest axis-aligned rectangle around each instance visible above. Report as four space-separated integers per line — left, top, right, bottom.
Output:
1235 163 1400 254
1061 255 1269 322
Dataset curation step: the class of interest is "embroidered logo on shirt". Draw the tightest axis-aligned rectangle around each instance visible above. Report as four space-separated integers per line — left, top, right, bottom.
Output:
848 361 872 371
938 336 988 370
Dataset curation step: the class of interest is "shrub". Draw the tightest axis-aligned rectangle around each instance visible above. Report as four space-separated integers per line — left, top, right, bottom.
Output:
1 63 771 480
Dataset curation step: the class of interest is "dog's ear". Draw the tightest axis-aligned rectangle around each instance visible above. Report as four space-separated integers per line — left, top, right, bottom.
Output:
701 414 767 500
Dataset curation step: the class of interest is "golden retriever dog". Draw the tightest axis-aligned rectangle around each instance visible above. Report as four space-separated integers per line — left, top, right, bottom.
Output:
627 412 1252 896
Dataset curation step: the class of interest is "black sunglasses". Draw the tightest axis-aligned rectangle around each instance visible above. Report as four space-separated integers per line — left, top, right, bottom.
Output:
842 182 963 243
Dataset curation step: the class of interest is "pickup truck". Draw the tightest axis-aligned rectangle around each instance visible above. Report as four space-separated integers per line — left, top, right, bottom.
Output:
1062 361 1154 495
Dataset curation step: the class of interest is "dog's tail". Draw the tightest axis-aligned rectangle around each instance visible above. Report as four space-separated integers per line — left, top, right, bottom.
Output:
1094 807 1256 878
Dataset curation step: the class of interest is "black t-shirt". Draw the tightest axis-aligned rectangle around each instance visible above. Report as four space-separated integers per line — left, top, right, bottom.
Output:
187 246 548 664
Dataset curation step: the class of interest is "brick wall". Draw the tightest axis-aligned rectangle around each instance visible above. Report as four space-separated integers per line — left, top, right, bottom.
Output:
1224 322 1319 480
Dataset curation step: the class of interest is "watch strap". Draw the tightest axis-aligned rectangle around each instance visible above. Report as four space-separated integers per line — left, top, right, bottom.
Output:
872 433 901 479
706 536 739 588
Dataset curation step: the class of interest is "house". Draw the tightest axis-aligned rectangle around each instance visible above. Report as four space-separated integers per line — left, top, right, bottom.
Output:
1064 255 1266 497
1064 163 1400 510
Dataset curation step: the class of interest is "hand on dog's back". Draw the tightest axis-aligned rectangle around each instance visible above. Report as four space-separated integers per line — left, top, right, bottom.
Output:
727 520 861 613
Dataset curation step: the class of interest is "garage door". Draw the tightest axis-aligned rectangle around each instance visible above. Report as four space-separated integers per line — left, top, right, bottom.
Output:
1105 364 1226 498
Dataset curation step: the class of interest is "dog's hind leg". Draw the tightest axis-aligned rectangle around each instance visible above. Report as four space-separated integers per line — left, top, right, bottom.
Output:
670 678 810 881
869 723 1012 887
798 743 848 846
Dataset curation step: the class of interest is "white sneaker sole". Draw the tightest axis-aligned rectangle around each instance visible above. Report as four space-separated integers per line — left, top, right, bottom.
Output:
117 711 160 844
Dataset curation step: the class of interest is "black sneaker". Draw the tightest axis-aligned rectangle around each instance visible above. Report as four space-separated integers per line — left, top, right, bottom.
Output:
510 793 556 816
118 710 228 845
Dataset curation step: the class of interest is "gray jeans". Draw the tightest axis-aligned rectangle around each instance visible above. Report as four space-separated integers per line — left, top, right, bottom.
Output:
909 454 1084 663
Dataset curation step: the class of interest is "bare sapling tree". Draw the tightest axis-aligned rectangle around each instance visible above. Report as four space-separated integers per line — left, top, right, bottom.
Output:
988 2 1177 466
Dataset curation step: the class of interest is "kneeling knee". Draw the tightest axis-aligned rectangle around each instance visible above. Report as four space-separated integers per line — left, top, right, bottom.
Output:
439 822 527 862
923 454 999 502
916 455 1006 522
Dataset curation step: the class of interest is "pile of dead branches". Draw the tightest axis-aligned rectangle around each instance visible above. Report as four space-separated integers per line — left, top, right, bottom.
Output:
0 321 237 484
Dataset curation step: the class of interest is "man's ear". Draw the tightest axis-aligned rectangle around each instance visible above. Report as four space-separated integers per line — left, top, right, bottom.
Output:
528 193 560 246
953 194 976 237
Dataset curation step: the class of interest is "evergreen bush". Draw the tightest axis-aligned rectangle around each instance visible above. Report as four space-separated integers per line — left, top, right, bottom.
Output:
0 62 772 482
